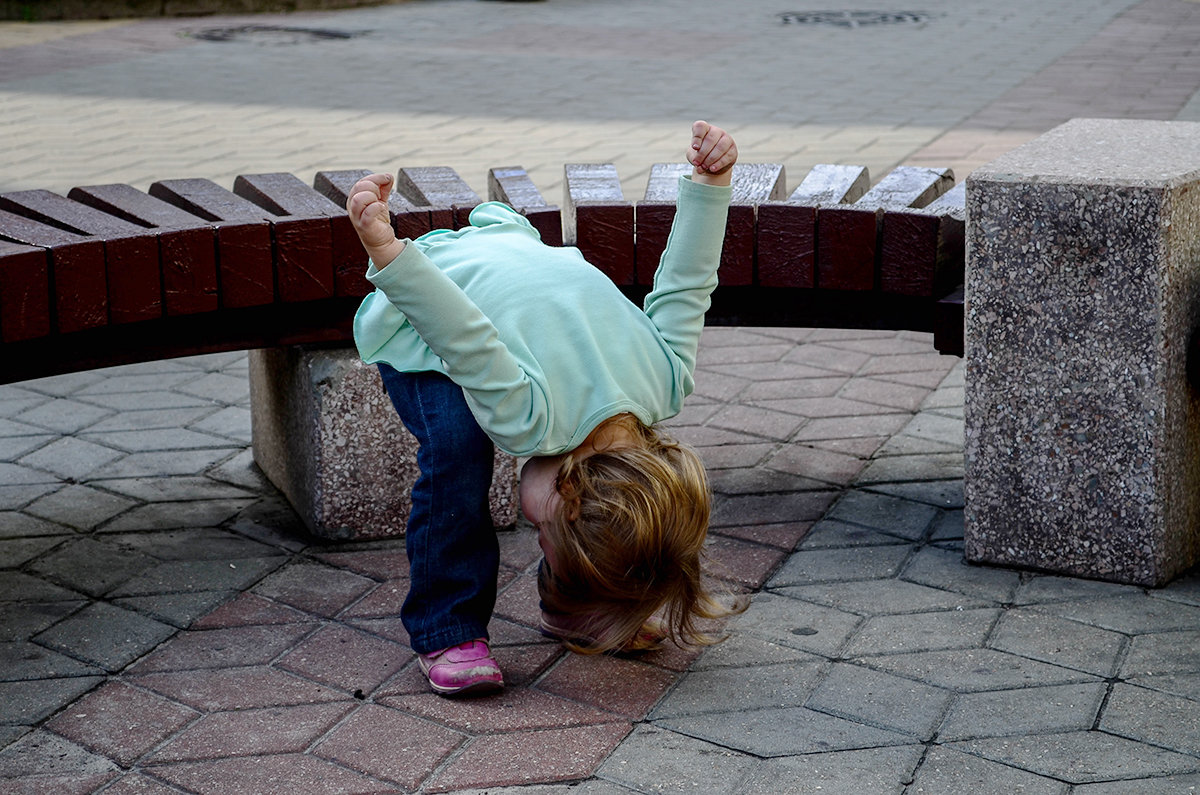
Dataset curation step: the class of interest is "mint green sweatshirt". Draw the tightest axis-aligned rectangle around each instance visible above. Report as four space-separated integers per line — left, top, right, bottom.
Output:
353 175 731 458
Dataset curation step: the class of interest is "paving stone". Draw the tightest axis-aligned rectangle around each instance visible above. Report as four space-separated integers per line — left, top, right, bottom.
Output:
44 681 198 767
1034 594 1200 635
85 407 217 433
190 592 317 629
113 591 238 629
252 562 376 618
87 448 241 479
94 475 256 503
0 536 64 569
798 518 901 548
28 537 157 597
710 519 813 551
767 544 910 587
99 498 252 532
0 676 104 725
929 509 964 541
34 601 176 672
130 665 348 712
826 489 939 540
989 609 1126 677
651 659 826 720
311 703 464 790
1013 575 1143 605
710 490 838 529
0 482 58 511
337 578 408 620
147 753 393 795
739 744 925 794
18 436 124 481
740 376 847 401
657 704 912 757
1122 629 1200 678
381 687 617 734
703 535 788 589
0 730 118 780
901 544 1022 602
696 441 776 470
92 772 185 794
949 730 1200 784
875 433 963 457
147 701 355 763
311 547 410 581
778 577 992 616
792 413 913 443
0 571 84 602
896 412 965 449
856 648 1100 692
276 623 409 696
706 404 804 441
176 372 250 403
805 662 952 740
856 452 964 484
130 622 317 673
107 527 281 561
23 483 136 530
908 745 1069 794
1072 773 1200 794
845 608 1001 656
78 390 212 411
0 510 72 539
689 633 822 672
732 592 861 657
426 723 631 793
109 556 284 597
1100 683 1200 756
866 479 964 509
537 653 678 720
14 399 113 434
0 433 56 461
0 600 85 642
707 466 828 496
1153 568 1200 608
446 782 638 795
188 406 252 443
0 641 104 680
595 724 758 795
936 682 1107 742
74 372 198 396
1126 672 1200 702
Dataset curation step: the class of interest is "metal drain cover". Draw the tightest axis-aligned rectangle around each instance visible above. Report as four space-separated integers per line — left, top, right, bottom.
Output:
779 11 930 28
188 25 364 45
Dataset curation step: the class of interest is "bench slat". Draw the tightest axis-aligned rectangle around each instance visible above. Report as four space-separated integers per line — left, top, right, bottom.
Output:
0 240 51 343
0 190 161 325
934 285 964 356
564 164 635 285
880 182 966 298
68 184 219 317
487 166 563 247
395 166 482 230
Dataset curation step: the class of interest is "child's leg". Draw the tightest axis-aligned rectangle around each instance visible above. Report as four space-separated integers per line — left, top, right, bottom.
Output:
377 364 499 654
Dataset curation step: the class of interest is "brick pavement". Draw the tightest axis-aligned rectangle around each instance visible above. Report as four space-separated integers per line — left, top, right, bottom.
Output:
2 0 1200 791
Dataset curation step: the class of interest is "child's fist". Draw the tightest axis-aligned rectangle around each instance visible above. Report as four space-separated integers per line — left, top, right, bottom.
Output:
347 173 404 264
689 121 738 183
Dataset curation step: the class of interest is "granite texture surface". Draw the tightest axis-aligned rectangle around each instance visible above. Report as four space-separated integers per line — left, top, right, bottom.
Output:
964 118 1200 585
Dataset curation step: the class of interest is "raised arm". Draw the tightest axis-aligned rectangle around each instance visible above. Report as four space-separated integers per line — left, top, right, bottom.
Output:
688 120 738 187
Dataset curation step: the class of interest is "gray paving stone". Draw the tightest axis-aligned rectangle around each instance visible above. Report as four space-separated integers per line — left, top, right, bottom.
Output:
856 648 1100 692
188 405 252 443
84 406 217 433
1126 672 1200 702
1100 683 1200 756
732 592 861 656
113 590 237 629
78 390 213 411
711 492 837 528
949 731 1200 784
0 729 117 778
896 412 965 449
1072 772 1200 794
0 510 71 539
93 475 256 502
844 608 1000 656
33 601 177 672
454 783 639 795
0 641 104 680
74 372 197 395
1034 594 1200 635
0 571 82 602
865 480 964 509
0 417 52 439
798 518 903 548
901 544 1022 602
0 461 64 487
778 578 993 617
688 634 822 671
651 660 826 719
856 452 965 484
1153 569 1200 608
14 399 113 434
825 489 939 540
0 482 58 510
0 433 55 461
737 745 924 794
17 436 124 481
0 601 86 642
657 704 912 758
597 725 758 795
81 427 236 453
988 609 1127 677
176 372 250 403
875 434 963 458
17 371 102 398
0 536 63 568
766 544 911 587
805 662 952 740
0 676 104 725
936 682 1107 742
107 556 285 597
85 448 241 479
98 498 253 533
106 527 281 561
1013 575 1142 605
908 746 1068 794
22 483 136 530
28 537 158 597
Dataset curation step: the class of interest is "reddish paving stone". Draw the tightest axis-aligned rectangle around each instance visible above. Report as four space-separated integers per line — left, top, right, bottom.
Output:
497 641 567 687
128 622 318 673
145 702 356 763
45 681 197 767
191 592 311 629
338 579 409 620
696 442 776 470
424 722 631 793
489 617 556 648
704 536 789 590
498 527 542 571
146 753 398 795
130 665 347 711
493 570 542 629
379 687 615 733
276 623 411 696
764 445 868 486
252 563 375 618
710 520 814 551
100 773 186 794
311 548 409 580
312 703 465 790
631 637 707 673
345 615 410 647
537 654 677 720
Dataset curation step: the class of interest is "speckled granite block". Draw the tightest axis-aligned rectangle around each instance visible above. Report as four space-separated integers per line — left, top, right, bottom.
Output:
964 118 1200 586
249 347 517 540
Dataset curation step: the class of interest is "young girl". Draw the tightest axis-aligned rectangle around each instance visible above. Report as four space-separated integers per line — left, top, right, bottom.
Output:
348 121 739 696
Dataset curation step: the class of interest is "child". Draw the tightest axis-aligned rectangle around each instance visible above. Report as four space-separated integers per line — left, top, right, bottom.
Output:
347 121 739 696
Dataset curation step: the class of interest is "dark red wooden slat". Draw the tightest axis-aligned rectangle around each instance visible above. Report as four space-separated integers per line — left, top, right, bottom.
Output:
634 163 688 287
69 184 219 317
150 179 275 309
487 166 563 247
0 189 160 324
564 164 635 286
0 240 51 343
726 163 786 286
0 208 107 334
935 285 964 356
314 169 431 248
880 182 966 298
395 166 482 230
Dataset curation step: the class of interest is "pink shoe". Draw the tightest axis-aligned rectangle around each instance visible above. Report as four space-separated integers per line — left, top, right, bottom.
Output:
418 639 504 696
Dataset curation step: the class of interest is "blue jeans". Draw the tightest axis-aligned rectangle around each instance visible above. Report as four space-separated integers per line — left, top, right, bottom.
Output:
377 364 499 654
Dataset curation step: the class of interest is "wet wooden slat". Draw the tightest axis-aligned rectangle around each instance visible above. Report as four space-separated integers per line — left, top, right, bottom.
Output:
314 168 431 245
0 240 51 343
68 183 219 317
487 166 563 247
149 178 276 308
0 190 161 324
880 182 966 298
395 166 482 230
564 163 635 286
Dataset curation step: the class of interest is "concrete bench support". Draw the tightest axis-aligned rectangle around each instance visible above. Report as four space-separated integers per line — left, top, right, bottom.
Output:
249 345 518 540
964 118 1200 586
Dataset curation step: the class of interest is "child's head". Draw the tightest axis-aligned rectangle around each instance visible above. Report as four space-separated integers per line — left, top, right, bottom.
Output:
530 415 730 654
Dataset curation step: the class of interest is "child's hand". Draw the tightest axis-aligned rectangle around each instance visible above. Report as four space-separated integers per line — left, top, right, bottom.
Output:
347 174 406 265
688 121 738 186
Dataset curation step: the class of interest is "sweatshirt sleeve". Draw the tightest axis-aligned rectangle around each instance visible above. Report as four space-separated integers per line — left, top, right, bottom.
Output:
364 243 549 446
642 176 732 380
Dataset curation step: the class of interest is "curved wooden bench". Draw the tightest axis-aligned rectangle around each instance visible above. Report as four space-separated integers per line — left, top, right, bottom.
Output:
0 163 965 386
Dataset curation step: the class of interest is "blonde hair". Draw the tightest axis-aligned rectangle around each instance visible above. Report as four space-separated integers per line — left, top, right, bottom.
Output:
536 414 740 654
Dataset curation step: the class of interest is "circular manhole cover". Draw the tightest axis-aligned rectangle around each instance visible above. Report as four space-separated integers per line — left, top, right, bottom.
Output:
187 25 365 45
779 11 931 28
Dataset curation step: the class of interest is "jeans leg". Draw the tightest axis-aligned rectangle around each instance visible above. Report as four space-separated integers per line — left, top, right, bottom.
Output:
377 364 499 654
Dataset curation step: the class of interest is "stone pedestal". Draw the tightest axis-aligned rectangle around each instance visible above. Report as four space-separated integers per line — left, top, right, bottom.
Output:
249 346 518 540
964 119 1200 586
